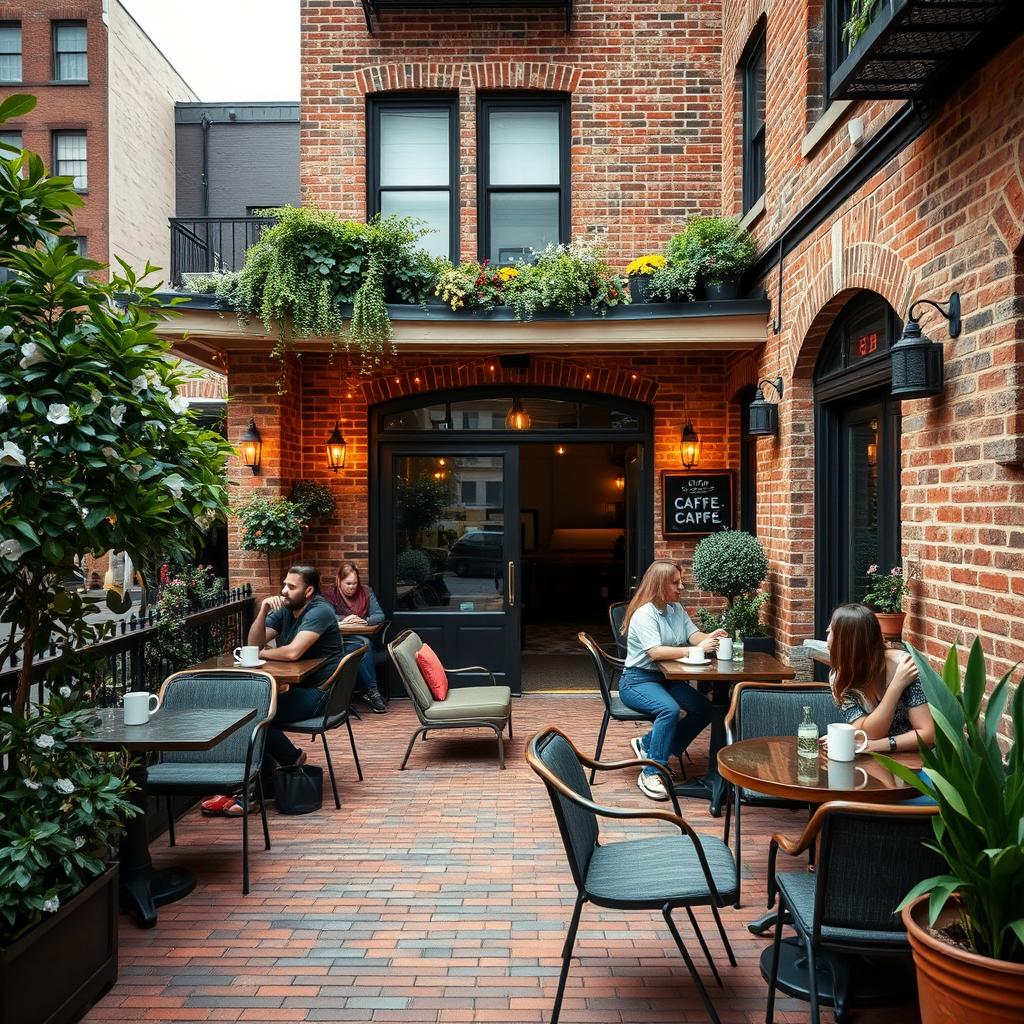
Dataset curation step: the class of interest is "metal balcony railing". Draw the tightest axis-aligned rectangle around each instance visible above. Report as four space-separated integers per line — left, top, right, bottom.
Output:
169 217 273 288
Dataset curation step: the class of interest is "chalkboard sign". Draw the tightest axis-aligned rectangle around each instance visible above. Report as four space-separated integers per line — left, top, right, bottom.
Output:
661 471 733 537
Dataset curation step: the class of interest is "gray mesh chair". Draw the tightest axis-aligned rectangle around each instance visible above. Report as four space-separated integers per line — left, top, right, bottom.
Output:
722 682 842 907
527 728 738 1024
766 802 942 1024
387 629 512 770
282 645 365 809
607 601 627 657
146 669 276 895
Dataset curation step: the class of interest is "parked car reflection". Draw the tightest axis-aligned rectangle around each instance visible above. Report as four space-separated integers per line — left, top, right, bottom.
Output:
446 529 503 578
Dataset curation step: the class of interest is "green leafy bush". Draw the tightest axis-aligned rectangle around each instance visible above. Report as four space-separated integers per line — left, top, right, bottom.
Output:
236 495 305 571
396 549 431 584
692 531 769 635
648 251 700 301
153 563 226 668
395 476 449 549
697 591 768 637
290 480 336 519
435 260 515 311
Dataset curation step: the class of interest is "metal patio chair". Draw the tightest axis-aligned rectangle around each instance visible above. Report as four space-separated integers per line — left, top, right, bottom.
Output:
607 600 627 657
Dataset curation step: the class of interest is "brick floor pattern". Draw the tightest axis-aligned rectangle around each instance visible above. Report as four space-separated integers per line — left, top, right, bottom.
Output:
86 695 920 1023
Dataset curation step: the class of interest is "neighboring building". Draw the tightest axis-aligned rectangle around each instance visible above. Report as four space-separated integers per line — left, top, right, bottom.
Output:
161 2 1024 716
0 0 196 279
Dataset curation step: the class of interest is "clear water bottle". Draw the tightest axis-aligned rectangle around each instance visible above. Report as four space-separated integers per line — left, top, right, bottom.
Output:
798 705 819 759
731 629 744 661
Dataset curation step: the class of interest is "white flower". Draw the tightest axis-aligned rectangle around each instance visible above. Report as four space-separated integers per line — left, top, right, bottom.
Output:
0 538 23 562
46 403 72 425
74 836 85 849
101 446 116 459
131 374 148 394
0 324 12 340
23 778 40 790
0 440 26 466
165 475 186 500
59 685 72 698
110 404 126 426
0 394 7 415
89 389 101 405
55 778 75 795
19 342 46 368
168 396 189 415
42 897 60 914
34 733 55 750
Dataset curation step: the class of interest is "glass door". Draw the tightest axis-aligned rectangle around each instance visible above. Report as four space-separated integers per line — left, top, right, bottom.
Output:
379 445 521 694
623 443 644 598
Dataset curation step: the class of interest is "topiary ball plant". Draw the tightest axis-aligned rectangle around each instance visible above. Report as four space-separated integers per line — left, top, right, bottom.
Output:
692 529 768 606
396 549 431 585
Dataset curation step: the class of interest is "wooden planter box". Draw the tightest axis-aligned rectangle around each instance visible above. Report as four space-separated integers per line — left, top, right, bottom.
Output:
0 865 119 1024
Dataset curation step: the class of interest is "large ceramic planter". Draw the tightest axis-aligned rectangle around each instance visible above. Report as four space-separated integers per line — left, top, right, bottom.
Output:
704 276 740 301
628 275 657 304
874 610 906 640
903 896 1024 1024
0 865 119 1024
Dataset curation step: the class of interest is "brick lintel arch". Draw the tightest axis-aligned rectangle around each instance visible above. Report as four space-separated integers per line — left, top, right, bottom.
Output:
355 62 582 96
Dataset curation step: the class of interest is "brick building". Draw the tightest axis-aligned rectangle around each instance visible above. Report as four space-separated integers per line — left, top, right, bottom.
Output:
162 1 1024 708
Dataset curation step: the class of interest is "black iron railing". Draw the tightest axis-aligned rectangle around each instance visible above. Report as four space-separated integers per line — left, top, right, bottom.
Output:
169 217 273 287
0 586 255 709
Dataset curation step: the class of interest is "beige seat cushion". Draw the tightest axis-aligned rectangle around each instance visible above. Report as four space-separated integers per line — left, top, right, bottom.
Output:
423 685 511 725
390 633 434 710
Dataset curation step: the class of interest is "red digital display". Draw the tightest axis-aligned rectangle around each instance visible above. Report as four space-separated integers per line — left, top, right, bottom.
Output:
849 331 879 363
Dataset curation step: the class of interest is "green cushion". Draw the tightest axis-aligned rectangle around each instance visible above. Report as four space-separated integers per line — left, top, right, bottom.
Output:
390 632 434 710
423 685 511 725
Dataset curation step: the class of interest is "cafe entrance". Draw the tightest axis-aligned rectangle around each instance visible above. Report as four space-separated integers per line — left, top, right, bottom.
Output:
370 387 653 694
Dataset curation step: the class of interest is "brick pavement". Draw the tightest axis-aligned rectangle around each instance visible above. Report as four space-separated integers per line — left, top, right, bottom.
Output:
86 694 920 1023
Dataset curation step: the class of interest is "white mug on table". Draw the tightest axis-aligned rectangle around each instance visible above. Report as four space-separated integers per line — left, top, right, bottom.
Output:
234 645 260 666
717 637 733 660
123 691 160 726
826 722 869 762
685 647 705 663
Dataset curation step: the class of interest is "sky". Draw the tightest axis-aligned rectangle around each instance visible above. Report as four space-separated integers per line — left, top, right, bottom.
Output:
120 0 300 102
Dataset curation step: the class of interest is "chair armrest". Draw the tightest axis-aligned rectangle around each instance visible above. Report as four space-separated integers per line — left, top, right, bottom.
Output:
765 802 830 906
447 665 498 686
569 752 683 818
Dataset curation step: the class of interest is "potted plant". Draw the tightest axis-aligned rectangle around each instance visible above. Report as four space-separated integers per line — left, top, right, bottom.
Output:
863 563 911 639
677 215 757 300
434 259 514 313
876 640 1024 1024
290 479 337 520
691 530 772 652
0 93 232 1024
237 494 306 580
624 254 666 303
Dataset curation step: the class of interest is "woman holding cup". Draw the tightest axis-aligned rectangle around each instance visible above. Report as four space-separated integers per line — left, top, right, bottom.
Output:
822 603 935 755
618 560 727 801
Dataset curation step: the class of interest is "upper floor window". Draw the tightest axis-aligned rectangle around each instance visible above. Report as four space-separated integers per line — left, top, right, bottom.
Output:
53 21 88 82
741 22 766 214
367 94 457 262
53 131 87 191
0 130 21 155
478 94 569 265
825 0 854 94
0 22 21 82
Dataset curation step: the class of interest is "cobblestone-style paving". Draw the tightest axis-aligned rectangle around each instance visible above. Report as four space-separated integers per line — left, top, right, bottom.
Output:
86 694 919 1023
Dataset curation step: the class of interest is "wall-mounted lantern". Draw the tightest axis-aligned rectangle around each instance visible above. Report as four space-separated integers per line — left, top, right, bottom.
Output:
890 292 960 400
614 475 625 491
239 418 262 475
748 376 785 437
680 419 702 469
325 422 348 472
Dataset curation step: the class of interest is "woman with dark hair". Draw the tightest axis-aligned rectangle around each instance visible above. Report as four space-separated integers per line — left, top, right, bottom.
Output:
824 603 935 753
325 561 387 714
618 559 727 801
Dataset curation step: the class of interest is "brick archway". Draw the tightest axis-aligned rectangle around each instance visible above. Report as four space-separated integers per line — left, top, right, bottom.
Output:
355 61 583 96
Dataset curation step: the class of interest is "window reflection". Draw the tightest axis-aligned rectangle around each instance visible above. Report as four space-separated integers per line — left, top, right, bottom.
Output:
382 395 639 432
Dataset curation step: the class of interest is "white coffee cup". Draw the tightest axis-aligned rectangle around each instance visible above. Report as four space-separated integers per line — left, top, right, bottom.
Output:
685 647 705 663
124 691 160 726
827 759 869 790
826 722 869 762
234 645 260 666
717 637 733 660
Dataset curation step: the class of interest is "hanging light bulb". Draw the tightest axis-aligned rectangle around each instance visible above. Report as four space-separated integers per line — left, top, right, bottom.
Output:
680 418 701 469
505 397 531 430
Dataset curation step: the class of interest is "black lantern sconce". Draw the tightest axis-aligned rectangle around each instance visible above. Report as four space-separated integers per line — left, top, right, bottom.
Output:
680 419 702 469
748 376 785 437
890 292 960 400
325 421 348 472
239 418 262 475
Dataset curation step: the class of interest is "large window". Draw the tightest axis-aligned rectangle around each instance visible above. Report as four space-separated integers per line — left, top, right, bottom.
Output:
478 94 569 265
367 95 457 261
53 131 87 191
53 21 88 82
741 22 766 214
0 22 21 82
0 130 21 154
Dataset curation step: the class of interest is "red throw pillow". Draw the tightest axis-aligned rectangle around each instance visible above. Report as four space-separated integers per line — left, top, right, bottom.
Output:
415 644 449 701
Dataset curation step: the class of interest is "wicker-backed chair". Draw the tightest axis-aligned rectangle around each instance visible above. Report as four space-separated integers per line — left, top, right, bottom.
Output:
527 728 738 1024
146 669 276 895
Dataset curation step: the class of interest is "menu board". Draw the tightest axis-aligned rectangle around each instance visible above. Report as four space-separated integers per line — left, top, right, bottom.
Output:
661 471 733 537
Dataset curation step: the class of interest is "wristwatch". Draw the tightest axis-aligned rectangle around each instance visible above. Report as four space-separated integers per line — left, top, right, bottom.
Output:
888 735 897 753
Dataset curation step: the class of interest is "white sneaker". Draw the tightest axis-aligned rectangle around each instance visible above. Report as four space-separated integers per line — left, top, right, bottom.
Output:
637 770 669 801
630 735 648 761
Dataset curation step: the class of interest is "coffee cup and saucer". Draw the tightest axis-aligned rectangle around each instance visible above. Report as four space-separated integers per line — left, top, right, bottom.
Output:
679 649 711 667
233 645 267 668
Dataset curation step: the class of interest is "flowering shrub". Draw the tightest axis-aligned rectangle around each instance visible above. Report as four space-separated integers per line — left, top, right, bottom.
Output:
153 564 226 667
625 254 666 277
237 495 305 579
434 260 512 311
290 480 336 519
863 564 911 613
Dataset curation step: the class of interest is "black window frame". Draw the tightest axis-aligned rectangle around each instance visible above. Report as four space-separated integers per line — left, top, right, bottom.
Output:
0 129 22 153
738 385 758 535
52 19 88 83
0 21 22 83
814 291 900 390
825 0 855 97
366 92 459 263
740 21 767 215
52 130 88 192
477 92 570 265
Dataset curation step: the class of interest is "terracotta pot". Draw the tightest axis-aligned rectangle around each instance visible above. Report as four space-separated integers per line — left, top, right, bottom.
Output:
874 610 905 639
903 896 1024 1024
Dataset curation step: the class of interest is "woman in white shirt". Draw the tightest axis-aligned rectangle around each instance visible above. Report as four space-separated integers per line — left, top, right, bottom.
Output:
618 560 726 800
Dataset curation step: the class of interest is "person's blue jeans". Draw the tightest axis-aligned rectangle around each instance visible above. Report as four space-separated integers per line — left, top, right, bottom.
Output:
343 635 377 693
618 666 713 773
262 685 329 790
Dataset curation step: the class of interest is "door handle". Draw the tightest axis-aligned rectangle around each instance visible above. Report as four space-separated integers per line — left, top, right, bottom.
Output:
507 560 516 607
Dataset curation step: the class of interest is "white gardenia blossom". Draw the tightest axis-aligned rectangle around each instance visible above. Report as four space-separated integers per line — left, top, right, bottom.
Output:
0 538 24 562
42 897 61 914
55 778 75 795
19 341 46 368
110 404 126 426
0 440 25 466
168 395 189 415
74 836 85 849
0 394 7 415
131 374 149 394
35 734 55 750
46 403 72 425
0 324 12 339
24 777 40 790
59 685 72 698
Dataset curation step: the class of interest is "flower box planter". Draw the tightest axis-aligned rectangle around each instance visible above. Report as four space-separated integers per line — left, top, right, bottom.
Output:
0 865 119 1024
704 277 740 301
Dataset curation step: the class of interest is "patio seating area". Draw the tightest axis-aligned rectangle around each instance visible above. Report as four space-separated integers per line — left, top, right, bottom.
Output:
85 694 918 1023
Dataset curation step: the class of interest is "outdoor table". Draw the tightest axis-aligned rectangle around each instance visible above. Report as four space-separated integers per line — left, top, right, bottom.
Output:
189 652 326 691
657 652 796 815
74 706 257 929
718 736 923 1014
339 621 383 636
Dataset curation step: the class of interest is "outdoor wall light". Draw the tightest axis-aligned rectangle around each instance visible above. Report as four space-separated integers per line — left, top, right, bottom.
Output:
748 377 785 437
890 292 960 400
506 397 532 431
325 422 348 472
680 419 702 469
614 475 625 491
239 418 262 475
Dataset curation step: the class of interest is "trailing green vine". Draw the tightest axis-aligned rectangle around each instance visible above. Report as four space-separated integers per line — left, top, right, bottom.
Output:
843 0 880 45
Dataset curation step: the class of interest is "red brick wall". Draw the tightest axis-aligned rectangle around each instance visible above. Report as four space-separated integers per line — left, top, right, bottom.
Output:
0 1 109 271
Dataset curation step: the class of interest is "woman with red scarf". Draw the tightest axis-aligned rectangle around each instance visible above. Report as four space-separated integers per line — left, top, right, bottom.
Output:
325 561 387 713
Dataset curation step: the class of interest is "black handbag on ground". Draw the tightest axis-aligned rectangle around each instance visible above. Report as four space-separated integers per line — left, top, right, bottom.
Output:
273 763 323 814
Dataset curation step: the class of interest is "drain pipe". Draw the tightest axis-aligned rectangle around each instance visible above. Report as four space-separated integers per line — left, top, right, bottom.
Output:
200 113 212 217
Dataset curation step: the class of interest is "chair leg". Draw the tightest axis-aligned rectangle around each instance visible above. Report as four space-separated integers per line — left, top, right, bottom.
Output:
506 709 513 740
256 774 271 851
166 797 176 847
345 717 364 782
321 731 340 809
241 785 250 896
551 895 584 1024
709 904 737 967
677 753 688 781
734 793 743 909
590 711 610 784
685 906 722 987
493 724 505 769
765 904 785 1024
400 728 424 770
804 933 822 1024
663 905 721 1024
722 785 732 845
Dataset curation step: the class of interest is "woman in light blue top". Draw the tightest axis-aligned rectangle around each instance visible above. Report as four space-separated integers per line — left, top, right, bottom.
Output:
618 559 726 800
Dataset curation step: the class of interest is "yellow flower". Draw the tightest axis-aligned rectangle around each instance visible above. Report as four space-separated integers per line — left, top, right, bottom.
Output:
498 266 519 282
625 254 666 277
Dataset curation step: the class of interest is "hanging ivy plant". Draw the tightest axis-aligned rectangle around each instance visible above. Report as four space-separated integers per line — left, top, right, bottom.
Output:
842 0 881 45
290 480 336 519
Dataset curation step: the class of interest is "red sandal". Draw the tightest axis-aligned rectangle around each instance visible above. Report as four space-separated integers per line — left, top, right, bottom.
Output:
200 794 235 816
